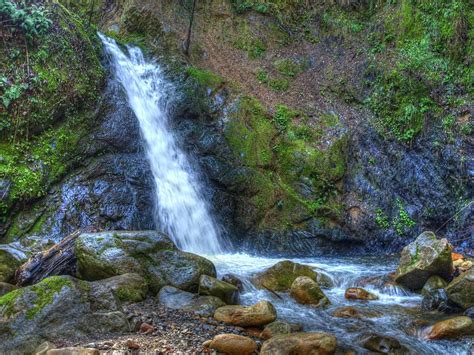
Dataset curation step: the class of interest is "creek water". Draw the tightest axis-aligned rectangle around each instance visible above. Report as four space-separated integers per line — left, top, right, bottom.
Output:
101 35 472 354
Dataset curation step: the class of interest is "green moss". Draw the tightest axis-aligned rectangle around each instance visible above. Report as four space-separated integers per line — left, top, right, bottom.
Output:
233 22 267 59
273 58 308 77
225 96 277 167
268 78 290 91
0 287 24 318
115 287 144 302
186 67 224 88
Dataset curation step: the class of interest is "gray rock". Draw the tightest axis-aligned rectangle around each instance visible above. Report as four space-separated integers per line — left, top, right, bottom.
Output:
446 268 474 310
358 333 411 354
75 231 216 292
421 289 461 314
421 275 448 296
394 232 453 290
198 275 239 304
94 273 148 303
0 275 130 353
157 285 225 317
221 274 244 291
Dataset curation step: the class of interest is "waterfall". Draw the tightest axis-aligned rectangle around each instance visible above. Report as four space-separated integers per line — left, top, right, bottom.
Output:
100 34 223 255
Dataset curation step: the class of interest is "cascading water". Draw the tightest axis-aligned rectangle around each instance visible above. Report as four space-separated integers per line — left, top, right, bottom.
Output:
100 34 223 255
100 34 470 354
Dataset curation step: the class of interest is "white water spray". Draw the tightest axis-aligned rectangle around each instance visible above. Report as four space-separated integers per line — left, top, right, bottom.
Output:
100 34 223 254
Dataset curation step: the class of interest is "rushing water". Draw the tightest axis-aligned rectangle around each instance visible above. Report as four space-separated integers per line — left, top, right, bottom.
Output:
210 254 472 354
100 34 223 254
101 36 471 354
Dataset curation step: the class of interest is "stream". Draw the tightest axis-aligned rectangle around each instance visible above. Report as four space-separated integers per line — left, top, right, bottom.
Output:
209 253 471 354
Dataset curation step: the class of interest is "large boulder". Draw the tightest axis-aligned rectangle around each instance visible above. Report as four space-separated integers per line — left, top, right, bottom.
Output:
260 332 337 355
394 232 453 290
423 316 474 340
252 260 317 291
158 285 225 317
198 275 239 304
214 300 277 327
0 244 27 282
290 276 330 307
75 231 216 292
445 268 474 310
204 334 257 355
0 275 130 353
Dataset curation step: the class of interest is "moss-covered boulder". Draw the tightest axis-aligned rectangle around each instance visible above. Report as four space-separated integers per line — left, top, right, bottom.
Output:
0 275 130 353
198 275 239 304
0 282 17 297
0 244 27 282
446 268 474 310
214 300 277 327
95 273 148 303
394 232 453 290
75 231 216 292
158 285 225 317
252 260 318 291
261 321 292 340
290 276 330 307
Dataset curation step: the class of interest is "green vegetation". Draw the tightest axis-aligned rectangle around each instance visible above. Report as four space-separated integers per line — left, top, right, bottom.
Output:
375 208 390 229
268 78 290 92
0 0 52 40
234 35 266 59
273 58 308 77
374 199 416 235
186 67 224 88
0 2 104 225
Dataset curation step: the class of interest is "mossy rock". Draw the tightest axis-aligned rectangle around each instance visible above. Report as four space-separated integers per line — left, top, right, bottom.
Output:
421 275 448 296
252 260 318 291
198 274 239 305
0 275 130 353
394 231 453 290
95 273 148 303
75 231 216 293
290 276 330 307
0 245 27 282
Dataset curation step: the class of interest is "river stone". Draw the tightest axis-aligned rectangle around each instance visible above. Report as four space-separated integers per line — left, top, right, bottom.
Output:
421 275 448 296
205 334 257 355
358 333 410 353
331 306 361 319
464 307 474 320
75 231 216 292
290 276 330 307
0 282 17 297
221 274 244 291
198 274 239 304
252 260 317 291
394 231 453 290
260 332 337 355
94 273 148 303
446 268 474 310
421 289 461 313
344 287 378 301
214 300 277 326
158 285 225 317
0 275 130 353
261 321 292 340
0 244 27 282
424 316 474 340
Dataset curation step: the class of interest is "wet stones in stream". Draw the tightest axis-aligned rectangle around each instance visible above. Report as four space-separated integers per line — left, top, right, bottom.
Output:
290 276 330 307
357 333 411 354
423 316 474 340
260 332 337 355
344 287 379 301
203 333 258 355
198 274 240 304
252 260 318 291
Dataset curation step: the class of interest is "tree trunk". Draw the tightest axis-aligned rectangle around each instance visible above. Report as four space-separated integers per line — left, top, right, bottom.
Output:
184 0 197 56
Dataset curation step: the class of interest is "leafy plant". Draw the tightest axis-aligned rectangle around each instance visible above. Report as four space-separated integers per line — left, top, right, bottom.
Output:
0 0 52 40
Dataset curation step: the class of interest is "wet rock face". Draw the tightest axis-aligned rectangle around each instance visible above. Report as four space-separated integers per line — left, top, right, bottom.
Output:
394 231 453 290
0 275 130 353
445 268 474 310
421 289 462 314
3 77 156 246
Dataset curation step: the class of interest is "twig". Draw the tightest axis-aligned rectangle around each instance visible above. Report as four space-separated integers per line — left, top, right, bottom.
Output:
435 200 473 233
262 284 283 300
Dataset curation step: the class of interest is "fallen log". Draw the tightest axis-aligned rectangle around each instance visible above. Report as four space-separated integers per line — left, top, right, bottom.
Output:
14 228 97 287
